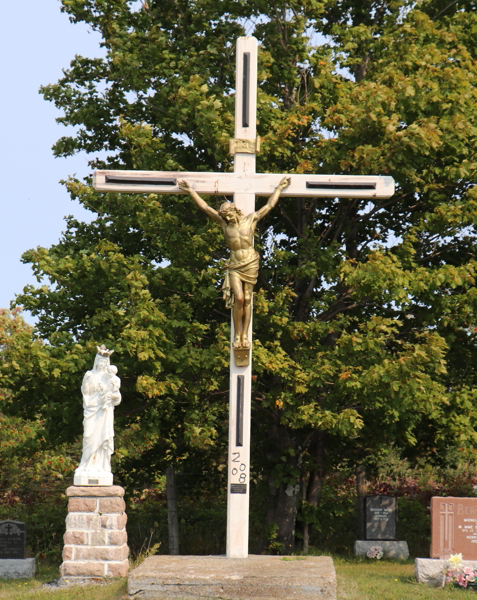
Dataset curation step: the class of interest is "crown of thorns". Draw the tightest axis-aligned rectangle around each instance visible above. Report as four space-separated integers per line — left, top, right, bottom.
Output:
218 202 243 216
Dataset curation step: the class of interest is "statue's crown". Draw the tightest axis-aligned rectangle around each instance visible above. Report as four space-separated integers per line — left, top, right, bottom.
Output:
96 344 114 357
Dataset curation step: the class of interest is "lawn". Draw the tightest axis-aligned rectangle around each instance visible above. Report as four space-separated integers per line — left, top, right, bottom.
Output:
336 558 467 600
0 557 471 600
0 562 127 600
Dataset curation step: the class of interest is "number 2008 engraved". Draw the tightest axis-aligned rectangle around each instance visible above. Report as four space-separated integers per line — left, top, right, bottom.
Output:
231 452 247 482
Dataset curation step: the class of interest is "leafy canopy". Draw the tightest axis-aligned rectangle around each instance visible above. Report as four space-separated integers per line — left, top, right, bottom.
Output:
1 0 477 547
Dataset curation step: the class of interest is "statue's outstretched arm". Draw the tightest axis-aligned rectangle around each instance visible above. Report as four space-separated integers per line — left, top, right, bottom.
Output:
178 180 223 225
254 176 291 222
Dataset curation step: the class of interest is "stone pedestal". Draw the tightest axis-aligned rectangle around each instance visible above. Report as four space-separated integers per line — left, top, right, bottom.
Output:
60 485 129 582
415 558 447 587
416 558 477 587
415 557 477 588
0 558 36 579
354 540 409 559
128 555 336 600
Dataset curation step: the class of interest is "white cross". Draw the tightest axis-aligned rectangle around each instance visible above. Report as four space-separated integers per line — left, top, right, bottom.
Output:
93 36 395 558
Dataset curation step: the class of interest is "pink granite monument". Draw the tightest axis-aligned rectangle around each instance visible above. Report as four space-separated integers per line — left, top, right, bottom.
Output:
431 497 477 559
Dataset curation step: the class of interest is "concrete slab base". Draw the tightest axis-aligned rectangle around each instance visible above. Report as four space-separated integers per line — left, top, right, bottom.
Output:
0 558 36 579
415 558 477 587
128 555 336 600
354 540 409 560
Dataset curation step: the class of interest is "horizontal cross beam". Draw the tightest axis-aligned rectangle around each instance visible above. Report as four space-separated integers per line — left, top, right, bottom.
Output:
93 170 395 199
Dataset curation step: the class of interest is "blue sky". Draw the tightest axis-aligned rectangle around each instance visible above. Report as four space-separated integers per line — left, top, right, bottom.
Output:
1 2 104 322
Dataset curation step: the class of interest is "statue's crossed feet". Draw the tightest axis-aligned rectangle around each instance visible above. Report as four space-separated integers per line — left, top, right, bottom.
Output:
233 337 251 350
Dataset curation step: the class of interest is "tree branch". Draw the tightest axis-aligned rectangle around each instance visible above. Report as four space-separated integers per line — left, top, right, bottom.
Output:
433 0 459 20
280 205 301 237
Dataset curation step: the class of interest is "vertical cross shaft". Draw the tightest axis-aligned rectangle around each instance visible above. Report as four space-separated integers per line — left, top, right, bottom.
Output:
91 34 394 558
226 36 258 559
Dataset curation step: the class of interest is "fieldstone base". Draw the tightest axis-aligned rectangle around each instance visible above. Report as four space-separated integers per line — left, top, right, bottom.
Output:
0 558 36 579
128 555 336 600
60 485 129 582
354 540 409 560
415 558 477 587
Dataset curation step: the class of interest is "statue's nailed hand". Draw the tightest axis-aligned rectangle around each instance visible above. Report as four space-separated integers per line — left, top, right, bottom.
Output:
278 176 291 190
178 179 192 192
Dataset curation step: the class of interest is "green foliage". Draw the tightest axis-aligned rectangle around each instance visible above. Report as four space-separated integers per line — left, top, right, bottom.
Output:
0 411 228 561
127 488 226 556
0 413 76 562
302 451 477 557
1 0 477 549
303 472 358 554
397 498 429 558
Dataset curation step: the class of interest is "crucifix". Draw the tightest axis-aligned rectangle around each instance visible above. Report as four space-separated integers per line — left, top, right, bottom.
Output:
93 36 395 558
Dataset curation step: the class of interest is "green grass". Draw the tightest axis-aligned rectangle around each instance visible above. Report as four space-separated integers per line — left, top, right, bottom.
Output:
336 558 467 600
0 562 127 600
0 557 472 600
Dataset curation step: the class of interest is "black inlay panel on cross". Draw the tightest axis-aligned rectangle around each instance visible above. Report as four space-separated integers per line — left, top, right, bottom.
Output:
105 175 177 186
242 53 250 128
236 375 244 447
306 182 376 190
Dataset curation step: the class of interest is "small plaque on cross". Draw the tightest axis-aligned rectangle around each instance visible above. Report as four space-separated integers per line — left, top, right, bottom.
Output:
234 348 250 367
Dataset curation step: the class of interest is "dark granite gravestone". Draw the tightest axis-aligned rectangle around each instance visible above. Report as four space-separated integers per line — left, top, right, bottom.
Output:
0 521 26 559
365 496 396 541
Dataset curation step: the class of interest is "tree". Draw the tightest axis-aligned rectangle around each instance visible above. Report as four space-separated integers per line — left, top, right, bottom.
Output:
2 0 477 552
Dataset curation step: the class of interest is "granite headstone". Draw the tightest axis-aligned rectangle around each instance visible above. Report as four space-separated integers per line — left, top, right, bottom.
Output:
0 521 26 559
431 497 477 559
365 495 396 541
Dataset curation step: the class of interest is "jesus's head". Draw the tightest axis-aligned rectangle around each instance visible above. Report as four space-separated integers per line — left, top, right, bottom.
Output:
218 202 243 223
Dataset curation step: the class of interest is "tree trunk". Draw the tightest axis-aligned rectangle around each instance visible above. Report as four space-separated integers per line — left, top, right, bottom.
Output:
303 433 325 554
356 465 367 540
266 423 300 554
166 466 180 555
267 478 300 554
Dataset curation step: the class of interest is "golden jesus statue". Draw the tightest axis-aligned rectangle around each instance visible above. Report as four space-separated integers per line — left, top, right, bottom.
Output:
178 177 291 349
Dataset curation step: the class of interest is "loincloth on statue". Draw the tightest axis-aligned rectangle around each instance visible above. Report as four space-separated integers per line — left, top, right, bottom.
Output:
222 251 260 309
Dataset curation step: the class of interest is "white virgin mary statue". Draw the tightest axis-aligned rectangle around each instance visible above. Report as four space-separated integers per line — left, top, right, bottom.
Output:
74 345 121 486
